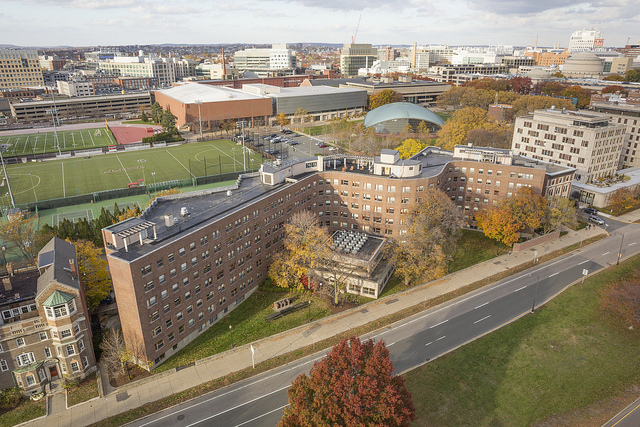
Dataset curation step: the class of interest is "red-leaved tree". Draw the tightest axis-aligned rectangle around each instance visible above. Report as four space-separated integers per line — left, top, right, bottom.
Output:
279 337 416 427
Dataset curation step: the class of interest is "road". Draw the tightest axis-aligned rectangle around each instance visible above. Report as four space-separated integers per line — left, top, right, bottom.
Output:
128 221 640 427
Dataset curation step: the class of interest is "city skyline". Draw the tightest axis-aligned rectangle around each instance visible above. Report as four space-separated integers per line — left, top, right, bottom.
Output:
1 0 638 49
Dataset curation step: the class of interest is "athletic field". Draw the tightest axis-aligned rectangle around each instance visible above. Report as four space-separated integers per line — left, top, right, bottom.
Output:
0 140 262 206
0 127 116 157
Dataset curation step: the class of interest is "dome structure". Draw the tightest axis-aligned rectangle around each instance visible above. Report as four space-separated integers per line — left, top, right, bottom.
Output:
562 52 603 78
364 102 445 134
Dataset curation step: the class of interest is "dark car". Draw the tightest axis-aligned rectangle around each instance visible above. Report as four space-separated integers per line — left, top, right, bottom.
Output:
289 141 299 146
583 207 598 215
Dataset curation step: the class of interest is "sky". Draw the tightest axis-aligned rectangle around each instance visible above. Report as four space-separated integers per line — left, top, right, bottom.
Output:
1 0 639 48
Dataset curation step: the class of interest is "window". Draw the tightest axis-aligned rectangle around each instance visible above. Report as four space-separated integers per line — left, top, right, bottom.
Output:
161 290 168 300
16 352 35 367
147 296 157 308
168 253 175 262
78 339 85 352
39 332 47 341
141 264 152 276
176 311 183 321
44 348 52 358
71 361 80 372
179 248 186 256
60 329 72 339
66 345 75 356
73 324 80 336
156 259 164 269
0 360 7 371
26 375 36 386
16 337 25 347
61 363 67 374
83 357 89 369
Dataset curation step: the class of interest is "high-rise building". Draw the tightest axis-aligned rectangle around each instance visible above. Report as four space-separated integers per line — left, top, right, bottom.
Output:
590 102 640 169
511 108 625 183
568 29 604 52
0 49 44 90
340 44 378 77
233 44 297 78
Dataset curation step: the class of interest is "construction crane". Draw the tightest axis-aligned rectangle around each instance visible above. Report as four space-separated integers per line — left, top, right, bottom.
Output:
351 15 362 44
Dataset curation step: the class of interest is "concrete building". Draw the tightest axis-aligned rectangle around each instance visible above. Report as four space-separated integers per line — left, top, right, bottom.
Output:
98 55 195 87
10 92 152 123
526 50 571 67
233 44 297 78
0 238 96 395
590 102 640 169
512 108 626 183
0 49 44 90
341 78 450 106
38 55 66 71
102 145 572 368
57 79 94 97
572 167 640 207
194 63 235 80
340 44 378 77
568 29 604 53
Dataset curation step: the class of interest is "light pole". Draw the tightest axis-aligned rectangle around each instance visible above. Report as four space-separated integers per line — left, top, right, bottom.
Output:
531 273 540 313
229 325 234 348
0 150 15 208
151 172 156 193
29 173 37 204
232 148 237 172
194 99 203 141
617 233 625 266
236 121 247 171
137 159 146 184
308 300 312 323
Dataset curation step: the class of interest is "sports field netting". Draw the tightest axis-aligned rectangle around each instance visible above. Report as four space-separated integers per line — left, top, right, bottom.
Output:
1 140 263 206
0 127 116 157
51 209 95 226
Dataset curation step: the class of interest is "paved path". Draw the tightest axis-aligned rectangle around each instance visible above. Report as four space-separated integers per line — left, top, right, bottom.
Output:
27 227 606 427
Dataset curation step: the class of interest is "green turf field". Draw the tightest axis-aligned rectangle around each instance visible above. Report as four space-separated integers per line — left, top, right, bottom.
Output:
0 127 116 157
0 140 263 206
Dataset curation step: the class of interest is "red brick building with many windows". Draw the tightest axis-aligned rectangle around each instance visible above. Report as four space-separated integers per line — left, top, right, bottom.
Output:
102 146 574 368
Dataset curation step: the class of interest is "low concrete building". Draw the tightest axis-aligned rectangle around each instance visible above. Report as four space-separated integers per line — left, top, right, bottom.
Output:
341 78 450 106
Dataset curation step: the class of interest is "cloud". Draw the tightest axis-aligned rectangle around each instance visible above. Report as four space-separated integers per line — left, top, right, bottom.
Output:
25 0 137 9
467 0 580 15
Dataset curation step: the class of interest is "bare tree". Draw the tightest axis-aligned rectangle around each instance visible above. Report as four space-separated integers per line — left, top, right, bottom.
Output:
99 329 130 376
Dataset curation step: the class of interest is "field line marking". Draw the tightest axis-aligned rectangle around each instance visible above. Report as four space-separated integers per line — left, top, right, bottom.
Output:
207 141 241 167
80 130 86 147
115 154 133 182
167 150 195 178
105 126 116 145
44 132 48 153
88 129 96 146
62 162 66 197
22 136 29 154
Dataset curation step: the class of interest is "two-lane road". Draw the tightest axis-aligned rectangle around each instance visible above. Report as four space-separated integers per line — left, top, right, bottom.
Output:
128 222 640 427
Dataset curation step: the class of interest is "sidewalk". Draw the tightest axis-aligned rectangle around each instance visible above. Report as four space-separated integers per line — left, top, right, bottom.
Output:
30 227 606 427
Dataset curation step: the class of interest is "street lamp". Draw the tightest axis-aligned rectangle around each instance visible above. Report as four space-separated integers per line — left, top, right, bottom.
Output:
617 233 625 266
151 172 156 193
194 99 203 142
232 148 237 172
236 121 248 171
137 159 146 184
229 325 234 348
530 273 540 313
308 300 312 323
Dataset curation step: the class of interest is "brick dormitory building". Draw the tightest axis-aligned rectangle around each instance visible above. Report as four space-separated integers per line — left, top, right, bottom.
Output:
102 145 575 369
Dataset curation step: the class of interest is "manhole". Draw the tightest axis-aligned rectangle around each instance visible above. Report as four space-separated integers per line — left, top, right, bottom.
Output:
360 308 368 313
177 415 185 421
116 392 129 402
494 261 502 265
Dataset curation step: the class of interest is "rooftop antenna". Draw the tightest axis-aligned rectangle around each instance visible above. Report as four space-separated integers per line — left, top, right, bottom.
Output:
351 14 362 44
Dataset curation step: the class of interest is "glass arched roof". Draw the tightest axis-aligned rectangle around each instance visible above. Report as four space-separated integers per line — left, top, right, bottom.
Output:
364 102 445 128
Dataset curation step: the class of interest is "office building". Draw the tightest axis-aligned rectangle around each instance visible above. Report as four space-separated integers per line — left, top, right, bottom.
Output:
57 79 94 97
590 102 640 169
0 238 96 395
341 78 450 106
233 44 297 78
0 49 44 90
102 145 572 368
568 29 604 52
512 108 625 183
340 44 378 77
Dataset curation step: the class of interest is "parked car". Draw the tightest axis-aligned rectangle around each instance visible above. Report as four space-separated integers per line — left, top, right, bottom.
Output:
588 215 605 225
289 141 299 146
329 147 337 151
318 143 328 148
583 207 598 215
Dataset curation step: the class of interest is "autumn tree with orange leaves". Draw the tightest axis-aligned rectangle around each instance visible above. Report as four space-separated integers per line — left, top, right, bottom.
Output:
280 337 416 427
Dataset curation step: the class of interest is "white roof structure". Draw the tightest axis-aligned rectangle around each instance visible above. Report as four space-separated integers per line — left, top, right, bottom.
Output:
157 83 265 104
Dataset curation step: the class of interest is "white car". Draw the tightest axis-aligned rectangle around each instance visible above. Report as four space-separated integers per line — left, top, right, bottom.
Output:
329 147 337 151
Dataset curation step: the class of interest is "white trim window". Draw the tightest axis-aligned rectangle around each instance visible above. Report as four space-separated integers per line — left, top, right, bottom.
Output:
44 348 52 358
25 375 36 387
16 337 25 347
16 352 35 367
82 356 89 369
39 332 48 341
66 345 75 356
78 339 85 352
0 360 8 371
45 299 76 320
70 361 80 372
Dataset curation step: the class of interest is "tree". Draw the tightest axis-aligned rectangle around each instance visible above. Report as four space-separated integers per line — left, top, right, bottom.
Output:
393 189 462 286
73 239 112 313
602 85 629 97
395 138 425 159
293 108 308 130
509 76 532 94
509 95 575 118
150 102 163 124
160 108 177 133
268 211 329 289
99 329 130 376
116 205 142 222
550 72 566 78
280 337 416 427
464 78 512 92
600 277 640 330
0 212 43 262
477 187 546 246
276 113 289 128
437 107 501 150
604 74 625 82
625 69 640 82
369 89 403 110
541 197 578 234
560 85 592 109
140 111 148 122
609 188 635 213
465 125 513 149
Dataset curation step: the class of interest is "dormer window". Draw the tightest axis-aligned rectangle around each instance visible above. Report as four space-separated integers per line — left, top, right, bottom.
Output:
42 291 77 320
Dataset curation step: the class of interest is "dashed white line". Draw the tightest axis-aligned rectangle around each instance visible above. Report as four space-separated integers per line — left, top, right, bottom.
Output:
578 260 589 265
475 301 489 309
436 336 446 341
629 242 637 246
514 286 527 292
429 320 448 329
426 336 446 346
234 404 289 427
474 315 491 324
549 272 559 277
603 252 610 256
387 342 396 347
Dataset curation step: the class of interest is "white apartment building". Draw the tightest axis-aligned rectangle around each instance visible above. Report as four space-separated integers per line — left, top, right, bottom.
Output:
57 79 94 97
233 44 297 77
0 49 44 89
511 108 626 183
590 102 640 169
98 55 195 86
568 29 604 52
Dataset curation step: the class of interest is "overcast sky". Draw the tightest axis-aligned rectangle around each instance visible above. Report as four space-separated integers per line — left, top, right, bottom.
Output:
2 0 639 48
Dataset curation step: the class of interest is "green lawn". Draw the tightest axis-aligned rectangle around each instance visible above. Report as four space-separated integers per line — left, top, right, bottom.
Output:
1 140 263 205
404 254 640 426
154 290 332 372
449 229 510 273
0 127 115 157
0 397 46 426
306 119 364 136
67 372 99 407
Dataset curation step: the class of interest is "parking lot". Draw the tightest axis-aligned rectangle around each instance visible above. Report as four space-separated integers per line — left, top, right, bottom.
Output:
234 128 340 162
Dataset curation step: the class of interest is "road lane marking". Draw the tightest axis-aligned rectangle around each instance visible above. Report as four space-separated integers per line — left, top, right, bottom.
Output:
475 302 489 309
549 272 559 277
425 336 446 347
429 320 448 329
474 315 491 324
387 342 395 347
436 336 446 341
629 242 637 246
234 404 290 427
578 260 589 265
514 286 527 292
603 252 610 256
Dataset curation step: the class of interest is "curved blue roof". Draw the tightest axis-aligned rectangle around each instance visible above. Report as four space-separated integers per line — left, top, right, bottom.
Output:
364 102 445 128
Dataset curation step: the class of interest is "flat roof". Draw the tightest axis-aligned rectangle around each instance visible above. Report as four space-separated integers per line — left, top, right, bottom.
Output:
156 83 264 104
258 85 367 98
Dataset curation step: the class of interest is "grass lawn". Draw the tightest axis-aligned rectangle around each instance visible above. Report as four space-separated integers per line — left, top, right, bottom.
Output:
0 397 46 426
2 140 263 205
154 290 332 372
404 254 640 426
449 229 510 273
306 119 364 136
0 127 115 157
67 372 99 407
122 120 156 125
436 111 453 122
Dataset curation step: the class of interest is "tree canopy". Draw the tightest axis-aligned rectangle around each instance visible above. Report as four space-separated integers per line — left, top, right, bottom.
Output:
395 138 425 159
280 337 416 427
625 69 640 82
369 89 404 110
73 239 113 313
437 107 509 150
